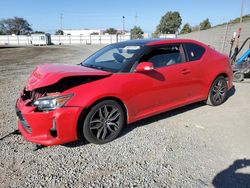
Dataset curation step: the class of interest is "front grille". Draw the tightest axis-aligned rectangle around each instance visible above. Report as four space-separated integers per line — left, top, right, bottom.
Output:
21 88 47 106
21 88 44 106
21 88 32 101
16 107 32 133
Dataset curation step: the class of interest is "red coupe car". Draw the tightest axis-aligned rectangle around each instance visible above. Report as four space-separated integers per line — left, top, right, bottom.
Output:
16 39 233 146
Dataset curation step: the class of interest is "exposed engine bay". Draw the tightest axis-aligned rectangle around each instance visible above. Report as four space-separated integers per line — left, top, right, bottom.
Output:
21 76 107 105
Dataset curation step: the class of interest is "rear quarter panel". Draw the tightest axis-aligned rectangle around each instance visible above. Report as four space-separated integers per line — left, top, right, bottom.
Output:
201 47 233 96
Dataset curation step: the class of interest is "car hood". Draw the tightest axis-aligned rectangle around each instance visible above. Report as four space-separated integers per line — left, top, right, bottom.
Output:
26 63 112 91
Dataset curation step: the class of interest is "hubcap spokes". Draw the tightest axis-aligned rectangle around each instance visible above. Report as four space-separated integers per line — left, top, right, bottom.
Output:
212 79 227 103
90 105 121 140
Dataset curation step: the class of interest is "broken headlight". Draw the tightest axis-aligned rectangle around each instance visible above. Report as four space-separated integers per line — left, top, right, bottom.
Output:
33 94 73 111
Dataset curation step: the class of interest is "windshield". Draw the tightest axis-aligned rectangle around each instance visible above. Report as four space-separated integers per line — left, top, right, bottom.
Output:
81 44 142 73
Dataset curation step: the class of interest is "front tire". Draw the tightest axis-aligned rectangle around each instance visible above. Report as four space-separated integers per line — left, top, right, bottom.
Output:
206 76 228 106
83 100 125 144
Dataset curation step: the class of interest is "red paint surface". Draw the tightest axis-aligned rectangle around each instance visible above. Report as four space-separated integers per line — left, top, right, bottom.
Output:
26 64 111 90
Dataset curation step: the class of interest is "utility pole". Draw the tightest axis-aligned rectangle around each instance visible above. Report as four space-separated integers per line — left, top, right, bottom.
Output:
60 13 63 30
135 12 138 26
240 0 244 23
221 21 229 53
122 16 125 34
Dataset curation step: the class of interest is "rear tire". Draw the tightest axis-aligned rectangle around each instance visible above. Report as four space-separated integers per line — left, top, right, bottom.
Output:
206 76 228 106
83 100 125 144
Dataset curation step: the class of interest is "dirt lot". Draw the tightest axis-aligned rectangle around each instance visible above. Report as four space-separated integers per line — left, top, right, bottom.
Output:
0 45 250 187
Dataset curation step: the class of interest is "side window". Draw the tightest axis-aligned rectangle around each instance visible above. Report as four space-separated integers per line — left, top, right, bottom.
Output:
184 43 205 61
140 44 185 68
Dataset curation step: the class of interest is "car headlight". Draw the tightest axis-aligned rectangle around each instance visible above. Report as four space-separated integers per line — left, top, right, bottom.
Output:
33 94 73 111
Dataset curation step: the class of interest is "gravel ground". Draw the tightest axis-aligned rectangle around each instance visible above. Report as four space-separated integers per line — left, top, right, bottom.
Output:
0 45 250 188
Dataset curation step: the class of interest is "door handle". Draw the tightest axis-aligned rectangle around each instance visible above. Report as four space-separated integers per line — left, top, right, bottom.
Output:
181 69 191 74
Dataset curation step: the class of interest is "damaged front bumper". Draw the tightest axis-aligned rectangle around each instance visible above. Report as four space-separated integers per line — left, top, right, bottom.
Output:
16 97 82 146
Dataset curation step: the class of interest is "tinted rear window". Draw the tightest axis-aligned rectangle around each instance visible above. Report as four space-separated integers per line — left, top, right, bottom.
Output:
184 43 205 61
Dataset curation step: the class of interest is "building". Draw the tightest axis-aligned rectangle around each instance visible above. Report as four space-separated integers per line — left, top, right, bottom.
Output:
31 33 51 45
62 29 102 36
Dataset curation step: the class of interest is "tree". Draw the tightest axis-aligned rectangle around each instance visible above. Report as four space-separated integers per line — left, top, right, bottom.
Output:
55 29 64 35
32 31 45 34
180 23 192 34
90 32 99 35
0 17 32 35
130 26 144 39
104 28 118 35
191 25 200 32
155 11 182 35
200 18 211 30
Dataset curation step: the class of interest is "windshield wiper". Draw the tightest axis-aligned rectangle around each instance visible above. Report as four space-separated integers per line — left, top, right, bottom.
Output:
82 64 103 70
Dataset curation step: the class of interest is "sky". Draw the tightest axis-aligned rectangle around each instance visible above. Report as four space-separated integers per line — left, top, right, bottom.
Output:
0 0 250 34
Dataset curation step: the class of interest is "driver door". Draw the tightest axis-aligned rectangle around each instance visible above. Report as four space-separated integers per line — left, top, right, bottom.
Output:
127 44 191 118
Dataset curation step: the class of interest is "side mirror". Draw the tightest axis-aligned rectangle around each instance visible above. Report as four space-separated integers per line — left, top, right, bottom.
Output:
136 62 154 72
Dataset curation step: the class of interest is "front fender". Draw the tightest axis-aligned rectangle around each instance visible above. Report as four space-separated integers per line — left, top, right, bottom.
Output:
62 76 134 123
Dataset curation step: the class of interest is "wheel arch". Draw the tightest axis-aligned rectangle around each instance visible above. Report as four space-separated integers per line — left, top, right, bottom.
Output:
215 72 228 79
205 72 229 99
76 96 128 139
212 72 229 87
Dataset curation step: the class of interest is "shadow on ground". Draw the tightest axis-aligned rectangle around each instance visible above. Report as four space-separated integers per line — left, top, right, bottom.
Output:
226 85 236 99
65 86 236 148
120 101 205 137
0 46 23 49
213 159 250 188
63 101 206 148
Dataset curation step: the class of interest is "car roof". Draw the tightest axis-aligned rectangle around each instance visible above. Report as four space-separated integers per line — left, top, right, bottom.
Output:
146 38 205 46
114 39 161 46
114 38 206 47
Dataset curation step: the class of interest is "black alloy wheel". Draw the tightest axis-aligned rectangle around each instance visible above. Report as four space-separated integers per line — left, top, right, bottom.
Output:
207 76 228 106
83 100 124 144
